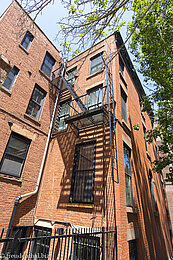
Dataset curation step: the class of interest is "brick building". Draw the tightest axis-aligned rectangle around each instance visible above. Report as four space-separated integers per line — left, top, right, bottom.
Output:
0 1 172 260
0 0 60 240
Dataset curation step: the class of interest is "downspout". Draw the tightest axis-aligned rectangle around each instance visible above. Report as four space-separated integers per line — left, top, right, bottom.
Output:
1 61 65 254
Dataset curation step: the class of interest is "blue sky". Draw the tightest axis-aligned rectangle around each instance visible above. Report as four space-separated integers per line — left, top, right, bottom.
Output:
0 0 149 94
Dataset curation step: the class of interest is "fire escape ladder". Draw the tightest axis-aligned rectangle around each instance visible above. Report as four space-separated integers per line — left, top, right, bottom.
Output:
62 77 87 113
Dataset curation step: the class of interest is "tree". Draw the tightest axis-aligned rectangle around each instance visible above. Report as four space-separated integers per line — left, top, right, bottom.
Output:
21 0 173 181
130 0 173 182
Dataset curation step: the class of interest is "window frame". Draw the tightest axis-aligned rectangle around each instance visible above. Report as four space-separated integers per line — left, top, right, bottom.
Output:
119 56 124 76
54 99 71 132
21 31 34 51
66 67 77 85
2 66 19 90
86 85 103 110
89 52 103 75
121 87 128 124
69 141 96 204
26 84 46 121
149 170 157 212
128 239 137 260
123 143 133 207
143 124 148 152
0 132 30 178
41 52 55 78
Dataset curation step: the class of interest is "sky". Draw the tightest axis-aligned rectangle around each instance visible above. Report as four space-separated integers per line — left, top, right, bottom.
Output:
0 0 148 94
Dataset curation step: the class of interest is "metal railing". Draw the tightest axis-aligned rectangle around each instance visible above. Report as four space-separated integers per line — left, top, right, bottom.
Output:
0 227 116 260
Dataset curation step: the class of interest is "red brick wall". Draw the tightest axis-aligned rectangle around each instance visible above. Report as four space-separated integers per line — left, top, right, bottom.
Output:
0 0 60 235
35 34 172 259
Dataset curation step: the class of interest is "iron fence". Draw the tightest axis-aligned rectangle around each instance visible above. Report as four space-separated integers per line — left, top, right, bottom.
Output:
0 227 116 260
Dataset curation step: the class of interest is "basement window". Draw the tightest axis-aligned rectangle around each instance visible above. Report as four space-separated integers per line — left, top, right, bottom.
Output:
31 226 52 258
73 235 100 259
41 52 55 78
70 141 96 204
26 84 46 120
2 66 19 90
21 31 34 51
89 52 103 75
0 132 30 177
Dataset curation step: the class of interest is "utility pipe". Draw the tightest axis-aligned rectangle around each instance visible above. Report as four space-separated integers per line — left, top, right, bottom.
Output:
1 61 65 254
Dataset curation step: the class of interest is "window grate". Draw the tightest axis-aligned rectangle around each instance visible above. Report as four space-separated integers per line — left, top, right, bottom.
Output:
70 141 96 203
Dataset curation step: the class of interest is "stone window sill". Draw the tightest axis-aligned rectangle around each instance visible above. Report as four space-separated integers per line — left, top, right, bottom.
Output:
24 113 41 126
66 203 94 209
39 69 51 81
86 69 104 80
0 85 12 96
0 172 22 183
126 206 137 214
19 44 29 55
122 119 131 134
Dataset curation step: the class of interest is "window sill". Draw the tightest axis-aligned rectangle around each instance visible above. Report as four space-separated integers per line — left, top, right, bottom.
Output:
19 44 29 55
39 69 51 81
119 71 127 87
0 85 12 96
24 113 41 126
66 203 94 209
86 69 104 80
126 206 137 214
122 119 131 134
0 172 22 183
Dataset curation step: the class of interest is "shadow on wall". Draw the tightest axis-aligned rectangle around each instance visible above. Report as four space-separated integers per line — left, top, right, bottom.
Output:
13 194 37 226
129 118 171 260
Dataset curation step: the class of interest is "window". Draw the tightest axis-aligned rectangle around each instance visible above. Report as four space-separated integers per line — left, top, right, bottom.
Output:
87 86 103 110
0 133 30 177
31 226 52 259
54 100 70 132
149 171 157 212
41 52 55 77
66 67 77 85
143 125 148 152
90 52 103 75
26 85 46 120
121 87 128 124
124 144 133 206
119 57 124 75
6 226 28 256
70 141 96 203
21 31 34 51
2 66 19 90
129 240 137 260
73 235 100 259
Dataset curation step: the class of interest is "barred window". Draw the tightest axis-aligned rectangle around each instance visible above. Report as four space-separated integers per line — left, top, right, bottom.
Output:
70 141 96 203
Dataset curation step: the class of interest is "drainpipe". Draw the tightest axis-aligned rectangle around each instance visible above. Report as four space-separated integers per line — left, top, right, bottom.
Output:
1 61 65 254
